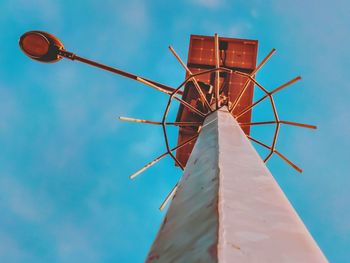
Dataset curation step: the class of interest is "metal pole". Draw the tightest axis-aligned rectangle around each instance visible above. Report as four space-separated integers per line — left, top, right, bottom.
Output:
146 107 327 262
57 49 182 95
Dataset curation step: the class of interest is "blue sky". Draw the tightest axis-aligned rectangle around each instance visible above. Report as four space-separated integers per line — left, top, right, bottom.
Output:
0 0 349 262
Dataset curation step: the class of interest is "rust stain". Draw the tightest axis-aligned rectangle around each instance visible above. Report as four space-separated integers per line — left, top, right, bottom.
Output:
206 202 213 208
160 216 168 230
231 243 241 250
208 243 218 260
146 253 160 262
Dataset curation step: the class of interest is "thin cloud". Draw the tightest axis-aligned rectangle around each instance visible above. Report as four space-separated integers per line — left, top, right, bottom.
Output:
192 0 225 8
0 175 52 223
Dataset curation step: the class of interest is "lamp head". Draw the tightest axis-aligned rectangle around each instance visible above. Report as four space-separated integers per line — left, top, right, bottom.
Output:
19 31 65 63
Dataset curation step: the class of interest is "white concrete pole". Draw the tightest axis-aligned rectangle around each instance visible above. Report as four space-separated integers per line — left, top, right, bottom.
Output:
146 107 327 263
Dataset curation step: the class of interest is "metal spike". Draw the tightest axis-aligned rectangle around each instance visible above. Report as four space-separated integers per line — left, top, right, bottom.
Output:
159 183 178 211
129 135 198 179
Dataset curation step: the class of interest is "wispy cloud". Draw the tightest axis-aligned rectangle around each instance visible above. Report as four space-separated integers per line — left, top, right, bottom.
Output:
120 0 150 32
191 0 224 8
0 175 52 223
6 0 62 26
0 233 32 263
53 222 100 263
226 22 252 36
0 83 20 132
129 128 163 158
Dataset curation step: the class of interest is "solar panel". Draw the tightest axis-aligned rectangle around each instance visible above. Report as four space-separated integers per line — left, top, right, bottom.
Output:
175 35 258 167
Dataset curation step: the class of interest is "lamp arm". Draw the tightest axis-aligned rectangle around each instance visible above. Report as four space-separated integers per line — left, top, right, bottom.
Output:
57 49 181 95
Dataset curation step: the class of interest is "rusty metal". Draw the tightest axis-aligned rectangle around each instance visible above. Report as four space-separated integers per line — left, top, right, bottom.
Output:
214 33 220 109
159 183 178 211
280 120 317 129
126 53 258 180
19 30 317 202
175 36 259 166
253 48 276 74
19 31 65 63
119 117 202 127
62 55 181 94
20 30 180 94
165 121 202 127
169 46 212 111
129 134 198 180
173 95 206 118
156 64 241 171
247 135 302 173
176 66 232 92
162 88 184 169
239 120 317 129
271 76 302 94
136 77 172 95
230 74 303 167
119 34 314 180
229 48 276 113
119 117 162 125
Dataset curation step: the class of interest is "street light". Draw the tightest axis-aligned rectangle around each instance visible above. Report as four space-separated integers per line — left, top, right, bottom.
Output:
19 30 180 94
19 31 64 63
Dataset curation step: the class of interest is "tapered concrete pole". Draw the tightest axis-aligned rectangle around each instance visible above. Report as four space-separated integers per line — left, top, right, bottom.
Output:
146 107 327 263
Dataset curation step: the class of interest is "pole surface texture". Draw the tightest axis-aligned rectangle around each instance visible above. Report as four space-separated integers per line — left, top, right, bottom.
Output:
146 107 327 263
